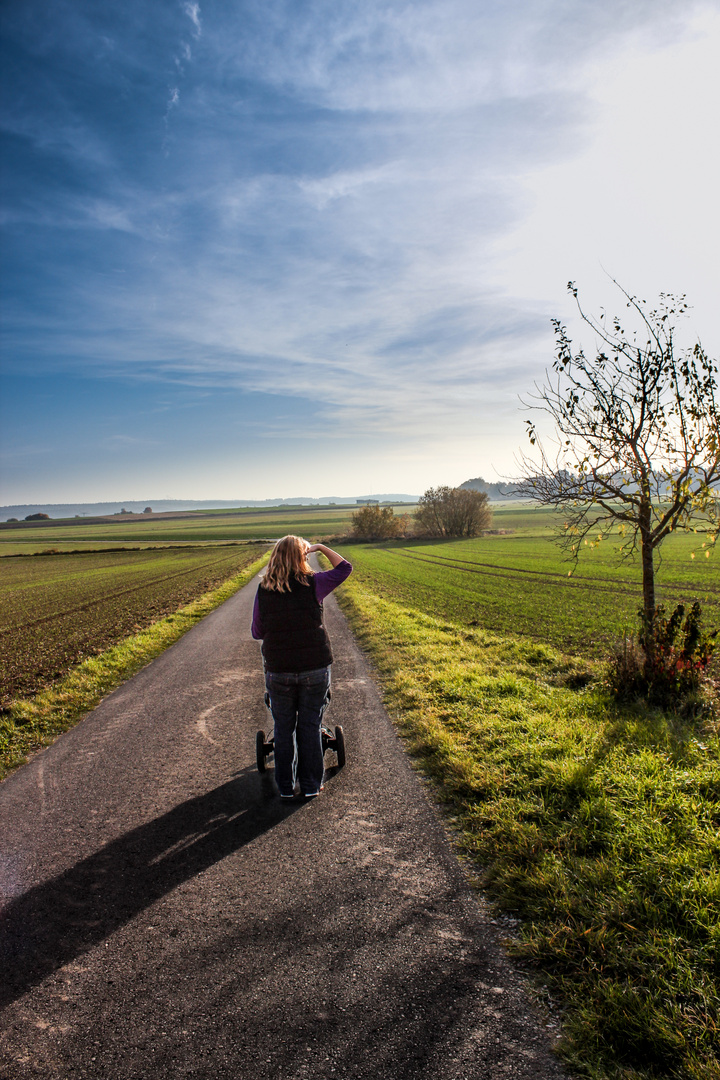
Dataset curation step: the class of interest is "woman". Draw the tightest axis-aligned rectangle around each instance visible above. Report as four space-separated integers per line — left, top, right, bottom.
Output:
251 536 352 798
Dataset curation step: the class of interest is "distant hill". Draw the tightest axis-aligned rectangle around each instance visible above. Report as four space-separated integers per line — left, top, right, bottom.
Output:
459 477 525 500
1 495 419 521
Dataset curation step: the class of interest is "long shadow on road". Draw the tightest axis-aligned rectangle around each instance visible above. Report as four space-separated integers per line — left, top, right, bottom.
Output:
0 765 299 1009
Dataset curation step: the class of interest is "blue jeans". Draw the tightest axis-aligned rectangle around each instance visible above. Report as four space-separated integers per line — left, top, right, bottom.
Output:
265 667 331 796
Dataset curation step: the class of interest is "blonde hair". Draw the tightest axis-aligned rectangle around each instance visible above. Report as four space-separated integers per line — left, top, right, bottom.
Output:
261 535 314 592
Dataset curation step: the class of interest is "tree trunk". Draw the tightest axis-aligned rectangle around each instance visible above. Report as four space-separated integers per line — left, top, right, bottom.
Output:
638 493 655 627
641 536 655 623
640 516 656 665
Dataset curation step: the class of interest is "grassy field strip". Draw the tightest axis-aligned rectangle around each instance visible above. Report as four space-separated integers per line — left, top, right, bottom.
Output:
0 549 269 780
1 550 256 633
0 541 272 555
0 541 285 557
0 506 364 546
334 570 720 1080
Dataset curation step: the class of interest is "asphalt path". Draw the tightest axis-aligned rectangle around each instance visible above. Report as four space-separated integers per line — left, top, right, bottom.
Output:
0 562 570 1080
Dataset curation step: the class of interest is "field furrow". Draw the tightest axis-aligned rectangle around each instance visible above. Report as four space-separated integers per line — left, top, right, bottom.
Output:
0 550 255 634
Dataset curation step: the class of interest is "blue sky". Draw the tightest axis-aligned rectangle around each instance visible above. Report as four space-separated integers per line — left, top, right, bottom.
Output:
2 0 719 502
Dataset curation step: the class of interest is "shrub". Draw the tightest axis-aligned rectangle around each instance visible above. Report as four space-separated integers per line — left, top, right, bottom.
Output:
607 601 718 709
24 513 50 521
641 601 717 703
351 505 406 540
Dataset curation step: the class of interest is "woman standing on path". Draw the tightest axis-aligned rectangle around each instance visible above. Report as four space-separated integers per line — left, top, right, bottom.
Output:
251 536 352 798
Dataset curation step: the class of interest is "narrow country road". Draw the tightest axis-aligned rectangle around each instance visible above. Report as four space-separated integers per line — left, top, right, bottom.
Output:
0 563 569 1080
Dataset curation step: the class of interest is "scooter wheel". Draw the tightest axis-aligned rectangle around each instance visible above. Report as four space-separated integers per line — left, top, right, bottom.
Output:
256 730 267 773
334 725 346 768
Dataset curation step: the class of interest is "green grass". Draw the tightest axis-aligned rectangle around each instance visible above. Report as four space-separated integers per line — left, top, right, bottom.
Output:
337 524 719 659
333 553 720 1080
0 550 269 779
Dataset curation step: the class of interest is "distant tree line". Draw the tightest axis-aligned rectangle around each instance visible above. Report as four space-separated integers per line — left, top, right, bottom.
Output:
460 476 522 500
4 513 51 522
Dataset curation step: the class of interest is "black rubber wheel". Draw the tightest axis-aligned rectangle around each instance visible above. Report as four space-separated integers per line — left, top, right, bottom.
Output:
334 725 345 768
256 730 267 773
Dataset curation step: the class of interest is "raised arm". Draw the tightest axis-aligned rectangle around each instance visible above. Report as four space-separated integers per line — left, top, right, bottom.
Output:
305 543 346 568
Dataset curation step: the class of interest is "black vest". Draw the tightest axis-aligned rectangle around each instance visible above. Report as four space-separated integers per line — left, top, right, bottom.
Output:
258 575 333 673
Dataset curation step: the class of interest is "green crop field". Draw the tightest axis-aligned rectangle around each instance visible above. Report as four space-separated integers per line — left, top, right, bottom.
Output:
0 544 266 710
336 514 720 659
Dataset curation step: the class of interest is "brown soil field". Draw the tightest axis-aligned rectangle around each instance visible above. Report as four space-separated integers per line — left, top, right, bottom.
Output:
0 545 266 711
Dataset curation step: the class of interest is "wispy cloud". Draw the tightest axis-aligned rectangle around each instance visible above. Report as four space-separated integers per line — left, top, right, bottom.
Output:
208 0 693 112
103 434 161 448
297 164 401 209
183 2 201 37
2 0 719 501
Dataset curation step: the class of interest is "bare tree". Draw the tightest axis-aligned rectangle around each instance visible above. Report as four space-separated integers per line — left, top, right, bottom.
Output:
517 280 720 633
415 486 492 537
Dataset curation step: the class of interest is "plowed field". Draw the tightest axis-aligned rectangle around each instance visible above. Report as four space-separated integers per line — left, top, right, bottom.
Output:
0 545 265 709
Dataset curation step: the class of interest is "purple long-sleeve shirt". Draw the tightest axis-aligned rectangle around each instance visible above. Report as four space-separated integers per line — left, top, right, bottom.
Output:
251 559 353 640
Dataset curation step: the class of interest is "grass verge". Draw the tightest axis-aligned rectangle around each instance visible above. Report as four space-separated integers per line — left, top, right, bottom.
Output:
336 575 720 1080
0 551 268 781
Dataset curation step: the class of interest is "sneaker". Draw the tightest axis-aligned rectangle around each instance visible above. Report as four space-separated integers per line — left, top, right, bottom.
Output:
279 793 295 800
303 786 325 798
